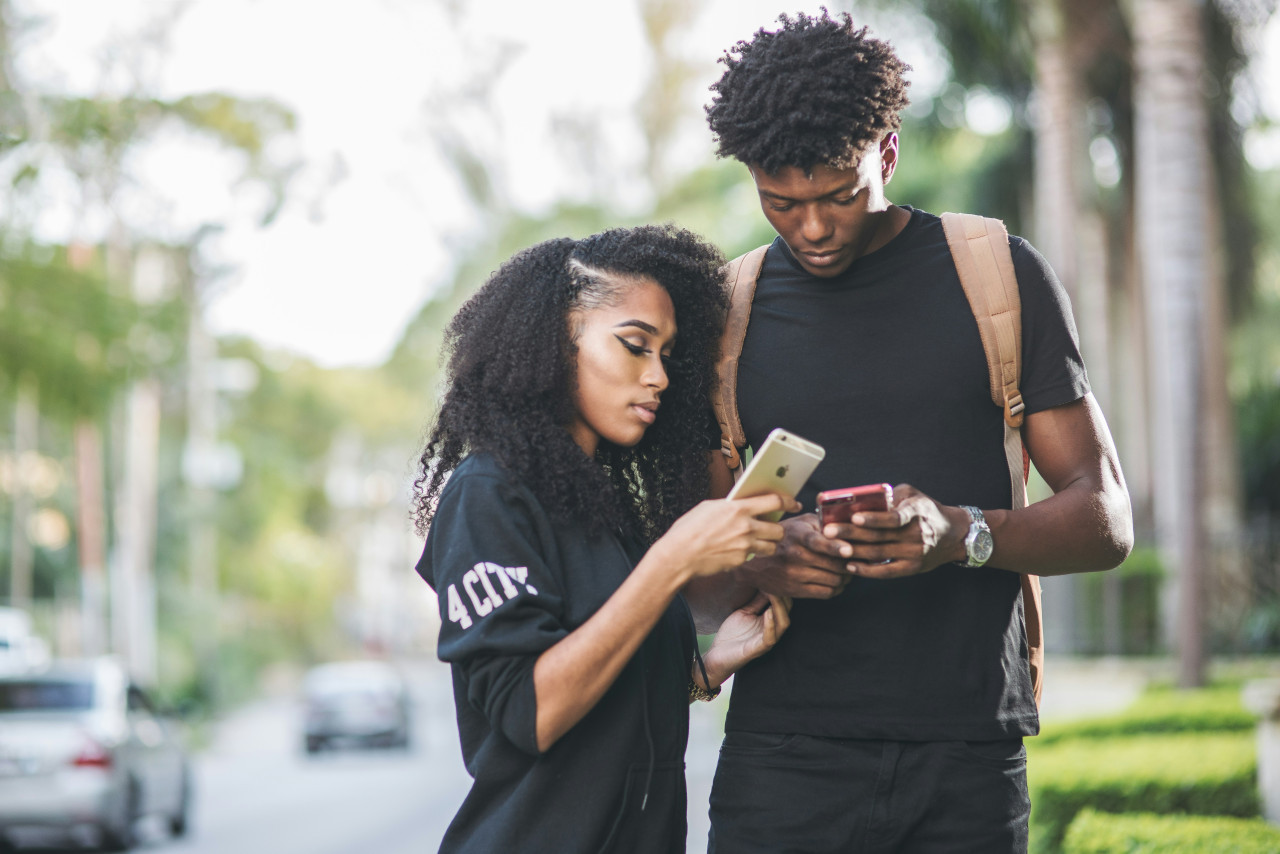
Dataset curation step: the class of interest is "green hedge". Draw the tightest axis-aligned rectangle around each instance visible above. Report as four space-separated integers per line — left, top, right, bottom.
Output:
1062 808 1280 853
1028 732 1259 848
1076 547 1163 654
1037 683 1253 746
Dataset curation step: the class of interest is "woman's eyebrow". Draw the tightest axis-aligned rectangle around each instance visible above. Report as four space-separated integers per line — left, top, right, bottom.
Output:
613 319 659 334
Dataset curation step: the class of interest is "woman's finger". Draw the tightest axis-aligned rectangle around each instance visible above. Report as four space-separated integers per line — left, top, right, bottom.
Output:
752 519 787 541
762 609 778 646
767 593 791 636
750 539 778 558
735 492 795 518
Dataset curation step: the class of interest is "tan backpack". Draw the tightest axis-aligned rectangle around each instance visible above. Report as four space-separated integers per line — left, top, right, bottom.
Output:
711 212 1044 706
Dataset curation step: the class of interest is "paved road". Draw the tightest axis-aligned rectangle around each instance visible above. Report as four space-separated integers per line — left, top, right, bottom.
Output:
5 658 469 854
162 659 469 854
5 655 1146 853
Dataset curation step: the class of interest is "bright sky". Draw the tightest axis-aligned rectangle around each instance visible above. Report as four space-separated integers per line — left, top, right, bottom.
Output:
10 1 1280 368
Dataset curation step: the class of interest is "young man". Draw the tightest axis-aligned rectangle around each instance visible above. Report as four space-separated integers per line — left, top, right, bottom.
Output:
693 11 1134 853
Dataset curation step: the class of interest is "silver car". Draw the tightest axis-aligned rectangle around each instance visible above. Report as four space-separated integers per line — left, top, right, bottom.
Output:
0 658 191 850
302 660 412 754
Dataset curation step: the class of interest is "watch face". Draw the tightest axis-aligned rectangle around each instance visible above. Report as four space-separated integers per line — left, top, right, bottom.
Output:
971 529 994 564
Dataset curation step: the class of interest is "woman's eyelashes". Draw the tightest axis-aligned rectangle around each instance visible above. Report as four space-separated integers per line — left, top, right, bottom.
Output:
615 335 648 356
615 335 678 367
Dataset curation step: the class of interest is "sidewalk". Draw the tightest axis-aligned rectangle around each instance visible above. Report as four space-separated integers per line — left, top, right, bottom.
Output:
1038 655 1151 723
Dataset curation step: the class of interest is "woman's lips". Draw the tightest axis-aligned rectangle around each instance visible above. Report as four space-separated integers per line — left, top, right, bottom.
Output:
631 404 658 425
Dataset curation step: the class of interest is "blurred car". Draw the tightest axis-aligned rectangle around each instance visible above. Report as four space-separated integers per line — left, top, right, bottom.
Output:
0 658 191 851
0 608 51 676
302 661 412 754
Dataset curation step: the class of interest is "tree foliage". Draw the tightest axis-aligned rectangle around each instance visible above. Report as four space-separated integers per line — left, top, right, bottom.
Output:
0 244 181 418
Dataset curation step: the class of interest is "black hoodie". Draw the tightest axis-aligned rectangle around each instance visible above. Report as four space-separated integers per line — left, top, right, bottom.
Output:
416 453 695 854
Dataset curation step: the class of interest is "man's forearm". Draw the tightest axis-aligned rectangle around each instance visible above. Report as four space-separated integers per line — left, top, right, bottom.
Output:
984 475 1133 576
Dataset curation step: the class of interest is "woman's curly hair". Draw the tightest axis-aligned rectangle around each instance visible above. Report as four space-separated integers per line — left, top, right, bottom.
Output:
706 9 912 174
411 224 726 544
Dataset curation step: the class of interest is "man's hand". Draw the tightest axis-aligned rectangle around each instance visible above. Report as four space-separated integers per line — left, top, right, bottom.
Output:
820 484 968 579
737 513 854 598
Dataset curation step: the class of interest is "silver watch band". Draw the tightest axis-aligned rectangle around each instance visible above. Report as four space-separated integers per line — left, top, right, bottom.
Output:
959 505 993 568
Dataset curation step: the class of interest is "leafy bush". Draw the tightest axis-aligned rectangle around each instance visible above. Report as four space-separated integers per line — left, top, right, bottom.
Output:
1028 732 1259 848
1237 379 1280 516
1077 548 1164 654
1037 682 1254 746
1062 808 1280 853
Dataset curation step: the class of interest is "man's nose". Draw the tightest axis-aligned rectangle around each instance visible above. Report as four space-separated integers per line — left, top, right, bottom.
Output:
800 205 833 243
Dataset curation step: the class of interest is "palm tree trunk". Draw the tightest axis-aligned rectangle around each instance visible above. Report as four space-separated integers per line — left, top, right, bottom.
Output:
1030 0 1124 653
1133 0 1213 687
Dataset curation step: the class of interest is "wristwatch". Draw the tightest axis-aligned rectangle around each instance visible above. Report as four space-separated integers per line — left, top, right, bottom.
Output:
959 505 994 567
689 679 721 702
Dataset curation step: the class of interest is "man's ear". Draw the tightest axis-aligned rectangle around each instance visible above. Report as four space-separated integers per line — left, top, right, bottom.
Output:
880 133 900 184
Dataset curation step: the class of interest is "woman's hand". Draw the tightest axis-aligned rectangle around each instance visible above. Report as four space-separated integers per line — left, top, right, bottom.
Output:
698 592 791 690
653 494 799 581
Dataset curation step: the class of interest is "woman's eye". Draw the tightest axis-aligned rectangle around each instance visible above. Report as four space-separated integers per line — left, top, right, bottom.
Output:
616 336 648 356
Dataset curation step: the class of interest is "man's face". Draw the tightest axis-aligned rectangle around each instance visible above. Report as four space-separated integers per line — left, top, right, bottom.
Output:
749 135 899 278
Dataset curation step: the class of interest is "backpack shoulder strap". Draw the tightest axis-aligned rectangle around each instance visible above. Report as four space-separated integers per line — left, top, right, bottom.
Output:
941 211 1044 708
713 245 770 474
939 212 1025 430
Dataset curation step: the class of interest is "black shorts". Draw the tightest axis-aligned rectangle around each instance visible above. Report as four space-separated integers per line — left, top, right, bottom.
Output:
707 733 1029 854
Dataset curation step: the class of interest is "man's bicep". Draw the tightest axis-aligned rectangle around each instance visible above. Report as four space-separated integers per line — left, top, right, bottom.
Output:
708 450 733 499
1022 394 1124 496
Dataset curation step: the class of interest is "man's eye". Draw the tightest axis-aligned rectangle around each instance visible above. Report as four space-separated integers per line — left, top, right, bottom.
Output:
768 203 793 212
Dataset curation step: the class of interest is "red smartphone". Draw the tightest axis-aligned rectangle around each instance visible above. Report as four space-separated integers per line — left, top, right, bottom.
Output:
817 483 894 526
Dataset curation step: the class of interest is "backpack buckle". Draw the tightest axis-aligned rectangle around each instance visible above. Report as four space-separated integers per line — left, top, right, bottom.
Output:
720 436 742 472
1004 390 1025 428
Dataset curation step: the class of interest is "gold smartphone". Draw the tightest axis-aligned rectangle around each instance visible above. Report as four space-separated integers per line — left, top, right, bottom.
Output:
726 428 826 521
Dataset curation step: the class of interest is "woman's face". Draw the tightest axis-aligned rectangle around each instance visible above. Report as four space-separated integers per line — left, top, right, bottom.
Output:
568 276 676 457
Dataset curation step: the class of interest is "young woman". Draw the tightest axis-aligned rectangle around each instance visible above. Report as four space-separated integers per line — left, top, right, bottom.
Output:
412 225 795 853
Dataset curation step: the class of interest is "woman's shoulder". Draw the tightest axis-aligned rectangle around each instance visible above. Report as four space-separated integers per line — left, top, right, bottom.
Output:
439 452 540 514
448 450 510 483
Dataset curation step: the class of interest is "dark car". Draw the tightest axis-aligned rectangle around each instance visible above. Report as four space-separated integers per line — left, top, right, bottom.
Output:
302 661 412 754
0 658 191 850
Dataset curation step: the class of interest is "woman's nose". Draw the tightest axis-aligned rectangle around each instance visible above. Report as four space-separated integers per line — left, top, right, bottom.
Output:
643 357 668 392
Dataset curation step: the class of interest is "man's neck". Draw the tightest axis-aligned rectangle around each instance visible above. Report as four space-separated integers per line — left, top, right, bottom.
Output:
861 204 911 258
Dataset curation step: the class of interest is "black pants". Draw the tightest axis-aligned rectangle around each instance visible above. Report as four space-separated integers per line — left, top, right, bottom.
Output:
707 733 1029 854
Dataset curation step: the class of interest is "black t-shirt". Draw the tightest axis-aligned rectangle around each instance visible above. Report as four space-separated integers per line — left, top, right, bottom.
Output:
727 207 1088 741
417 453 694 853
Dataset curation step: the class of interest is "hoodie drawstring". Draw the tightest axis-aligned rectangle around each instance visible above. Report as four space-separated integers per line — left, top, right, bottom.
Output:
639 643 655 811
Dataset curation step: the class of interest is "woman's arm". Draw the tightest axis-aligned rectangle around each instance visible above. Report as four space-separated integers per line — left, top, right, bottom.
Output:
531 493 792 751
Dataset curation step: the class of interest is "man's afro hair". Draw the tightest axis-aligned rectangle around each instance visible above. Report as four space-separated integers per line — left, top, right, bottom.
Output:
706 9 911 174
